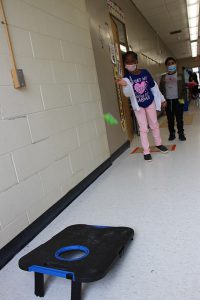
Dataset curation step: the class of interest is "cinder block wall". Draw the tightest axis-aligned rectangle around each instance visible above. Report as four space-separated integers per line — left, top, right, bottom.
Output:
0 0 110 249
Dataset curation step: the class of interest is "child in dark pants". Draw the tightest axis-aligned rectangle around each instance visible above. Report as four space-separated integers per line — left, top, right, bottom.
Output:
159 57 186 141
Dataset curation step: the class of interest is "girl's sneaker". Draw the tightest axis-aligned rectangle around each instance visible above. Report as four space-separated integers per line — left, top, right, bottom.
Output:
144 154 152 162
156 145 168 153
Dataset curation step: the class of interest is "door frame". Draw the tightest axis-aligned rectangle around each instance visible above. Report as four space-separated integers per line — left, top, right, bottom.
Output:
109 14 135 141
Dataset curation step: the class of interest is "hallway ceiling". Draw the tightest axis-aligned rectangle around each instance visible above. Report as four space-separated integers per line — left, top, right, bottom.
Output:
132 0 193 59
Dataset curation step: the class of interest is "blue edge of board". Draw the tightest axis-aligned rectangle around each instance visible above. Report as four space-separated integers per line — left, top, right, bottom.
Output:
29 265 76 281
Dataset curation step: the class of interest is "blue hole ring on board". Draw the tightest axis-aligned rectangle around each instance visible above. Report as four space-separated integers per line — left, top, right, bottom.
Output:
55 245 90 262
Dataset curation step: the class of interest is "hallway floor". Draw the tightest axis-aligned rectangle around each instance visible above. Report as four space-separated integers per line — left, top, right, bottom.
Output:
1 103 200 300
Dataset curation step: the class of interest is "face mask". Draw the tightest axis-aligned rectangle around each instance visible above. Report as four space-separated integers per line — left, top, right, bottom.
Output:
168 65 176 72
125 64 137 72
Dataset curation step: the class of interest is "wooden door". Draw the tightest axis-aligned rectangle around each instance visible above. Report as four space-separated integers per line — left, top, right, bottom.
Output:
110 16 134 141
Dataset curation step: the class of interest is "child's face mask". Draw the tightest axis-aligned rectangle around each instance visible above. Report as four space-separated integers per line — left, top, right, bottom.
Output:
125 64 137 72
168 64 177 72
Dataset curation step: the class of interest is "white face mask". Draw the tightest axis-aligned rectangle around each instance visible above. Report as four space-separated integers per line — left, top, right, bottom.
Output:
125 64 137 72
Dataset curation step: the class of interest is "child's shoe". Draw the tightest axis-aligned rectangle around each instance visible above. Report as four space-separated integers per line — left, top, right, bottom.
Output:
144 154 152 162
168 134 176 141
179 134 186 141
156 145 168 153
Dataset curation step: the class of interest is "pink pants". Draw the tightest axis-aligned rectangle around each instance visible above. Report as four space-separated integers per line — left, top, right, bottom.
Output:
134 102 162 155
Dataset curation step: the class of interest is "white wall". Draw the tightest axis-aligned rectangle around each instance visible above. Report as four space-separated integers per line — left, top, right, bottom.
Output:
0 0 110 249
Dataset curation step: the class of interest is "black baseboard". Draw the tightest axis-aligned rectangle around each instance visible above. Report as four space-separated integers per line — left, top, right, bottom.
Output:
111 140 130 162
0 140 130 270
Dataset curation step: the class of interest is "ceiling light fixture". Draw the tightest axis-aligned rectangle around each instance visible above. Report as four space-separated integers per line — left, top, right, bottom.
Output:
191 41 198 57
186 0 200 57
188 16 199 27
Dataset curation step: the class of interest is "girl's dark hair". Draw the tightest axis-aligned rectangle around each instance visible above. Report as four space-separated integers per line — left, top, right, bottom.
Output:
165 57 176 65
122 51 138 64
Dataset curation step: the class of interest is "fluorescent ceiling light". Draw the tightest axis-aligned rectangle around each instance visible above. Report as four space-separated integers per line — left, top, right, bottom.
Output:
191 41 197 51
191 41 198 57
187 0 199 56
187 0 199 5
189 26 199 40
191 48 197 57
190 33 198 40
189 16 199 27
190 26 198 34
191 41 197 48
187 4 199 18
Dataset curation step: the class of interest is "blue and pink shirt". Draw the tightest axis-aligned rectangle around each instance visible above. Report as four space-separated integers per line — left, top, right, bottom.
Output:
125 69 155 108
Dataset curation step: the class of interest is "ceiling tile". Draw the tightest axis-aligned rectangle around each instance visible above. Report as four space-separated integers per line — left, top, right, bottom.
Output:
131 0 195 58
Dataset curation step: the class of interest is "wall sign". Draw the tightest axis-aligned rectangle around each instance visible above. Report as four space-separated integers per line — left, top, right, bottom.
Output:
109 43 117 64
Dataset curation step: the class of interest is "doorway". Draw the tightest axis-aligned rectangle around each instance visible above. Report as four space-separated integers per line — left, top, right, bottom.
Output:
110 15 137 141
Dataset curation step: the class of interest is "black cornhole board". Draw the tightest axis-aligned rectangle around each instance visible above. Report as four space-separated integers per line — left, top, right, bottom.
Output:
19 224 134 300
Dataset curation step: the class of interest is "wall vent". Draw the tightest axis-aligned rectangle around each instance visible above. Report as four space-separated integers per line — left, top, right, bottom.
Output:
170 30 182 35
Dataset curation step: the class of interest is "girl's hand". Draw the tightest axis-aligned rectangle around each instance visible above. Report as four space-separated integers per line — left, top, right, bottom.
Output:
116 79 127 86
161 100 167 108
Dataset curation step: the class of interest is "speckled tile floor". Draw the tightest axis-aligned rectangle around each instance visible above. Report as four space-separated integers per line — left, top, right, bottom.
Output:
1 103 200 300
